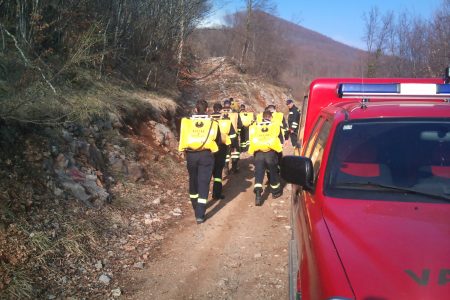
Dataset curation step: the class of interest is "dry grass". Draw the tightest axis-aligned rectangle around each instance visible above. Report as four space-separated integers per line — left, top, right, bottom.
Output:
0 68 179 126
1 264 34 299
59 221 99 259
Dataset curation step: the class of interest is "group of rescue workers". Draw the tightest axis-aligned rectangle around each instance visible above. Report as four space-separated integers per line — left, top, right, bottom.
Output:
178 97 301 224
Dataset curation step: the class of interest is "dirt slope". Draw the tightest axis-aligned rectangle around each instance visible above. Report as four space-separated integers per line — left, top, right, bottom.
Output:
126 152 292 299
182 57 293 114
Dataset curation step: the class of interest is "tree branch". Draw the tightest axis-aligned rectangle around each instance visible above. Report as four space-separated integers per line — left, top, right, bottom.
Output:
0 23 57 94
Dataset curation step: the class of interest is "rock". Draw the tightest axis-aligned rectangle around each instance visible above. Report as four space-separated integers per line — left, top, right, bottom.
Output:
99 274 111 285
151 233 164 240
127 162 145 182
148 217 161 224
68 167 86 182
55 153 69 169
53 187 64 196
95 260 103 271
133 262 144 269
123 245 136 251
62 129 73 143
152 197 161 205
111 288 122 297
111 158 127 174
76 140 90 157
61 181 91 204
154 123 172 146
171 208 182 216
88 144 105 169
254 253 262 258
217 278 228 288
47 295 56 299
42 158 54 171
109 112 123 129
83 177 109 202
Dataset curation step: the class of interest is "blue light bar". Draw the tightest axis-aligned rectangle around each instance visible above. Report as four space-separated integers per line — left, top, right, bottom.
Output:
437 84 450 94
338 84 399 97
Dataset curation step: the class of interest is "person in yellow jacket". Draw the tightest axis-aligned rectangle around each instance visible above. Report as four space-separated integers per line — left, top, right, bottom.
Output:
229 97 240 112
239 104 254 152
248 110 283 206
256 104 289 141
179 99 221 224
222 99 242 173
211 102 239 200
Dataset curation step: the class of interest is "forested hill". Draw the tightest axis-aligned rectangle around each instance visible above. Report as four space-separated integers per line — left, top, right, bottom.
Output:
188 11 366 98
189 5 449 99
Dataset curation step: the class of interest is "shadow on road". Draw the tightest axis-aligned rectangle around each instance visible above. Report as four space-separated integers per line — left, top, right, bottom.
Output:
206 156 254 220
205 148 291 218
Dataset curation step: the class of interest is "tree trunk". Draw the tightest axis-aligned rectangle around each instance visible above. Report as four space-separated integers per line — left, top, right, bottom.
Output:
240 0 252 64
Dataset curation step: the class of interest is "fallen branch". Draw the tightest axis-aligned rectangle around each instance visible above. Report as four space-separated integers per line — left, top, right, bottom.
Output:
0 23 57 95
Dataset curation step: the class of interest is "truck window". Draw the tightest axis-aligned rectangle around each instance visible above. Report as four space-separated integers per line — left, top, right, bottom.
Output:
304 116 324 157
325 119 450 202
309 120 332 181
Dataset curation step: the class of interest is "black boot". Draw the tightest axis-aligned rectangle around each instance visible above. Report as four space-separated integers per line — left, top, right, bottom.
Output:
255 188 262 206
272 188 283 199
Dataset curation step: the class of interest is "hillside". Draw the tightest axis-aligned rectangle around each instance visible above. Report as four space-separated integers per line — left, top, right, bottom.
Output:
188 11 366 99
182 57 292 113
0 54 292 298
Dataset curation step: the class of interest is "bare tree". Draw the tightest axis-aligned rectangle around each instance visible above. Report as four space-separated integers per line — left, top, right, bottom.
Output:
362 0 449 78
363 7 394 77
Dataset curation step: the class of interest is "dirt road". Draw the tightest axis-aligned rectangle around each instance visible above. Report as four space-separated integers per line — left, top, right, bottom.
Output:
126 153 291 299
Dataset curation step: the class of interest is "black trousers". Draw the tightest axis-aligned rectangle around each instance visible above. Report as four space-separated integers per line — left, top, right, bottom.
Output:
254 151 281 194
240 126 249 152
212 144 227 198
230 148 240 171
290 132 299 147
186 150 214 219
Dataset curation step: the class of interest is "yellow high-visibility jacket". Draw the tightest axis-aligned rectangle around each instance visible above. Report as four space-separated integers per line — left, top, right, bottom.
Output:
256 112 263 123
248 121 283 154
239 112 254 127
257 112 286 137
272 112 284 125
217 119 232 146
221 109 240 133
178 116 219 152
256 112 283 124
231 101 240 112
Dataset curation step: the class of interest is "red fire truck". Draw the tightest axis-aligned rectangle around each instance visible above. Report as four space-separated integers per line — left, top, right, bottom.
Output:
281 70 450 300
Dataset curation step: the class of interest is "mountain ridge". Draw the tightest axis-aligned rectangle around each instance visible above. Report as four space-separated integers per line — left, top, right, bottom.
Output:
189 10 366 98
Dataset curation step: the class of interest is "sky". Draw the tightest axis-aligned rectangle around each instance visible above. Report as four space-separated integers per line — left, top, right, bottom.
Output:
203 0 443 49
